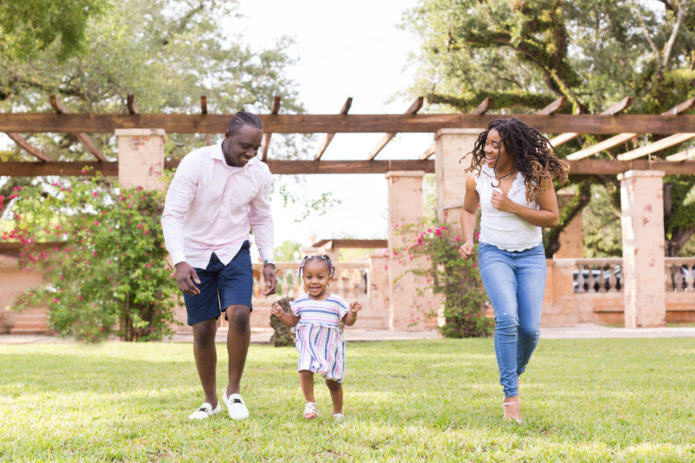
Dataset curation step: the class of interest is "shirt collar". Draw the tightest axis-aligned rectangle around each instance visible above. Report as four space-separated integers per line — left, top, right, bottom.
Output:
211 142 259 170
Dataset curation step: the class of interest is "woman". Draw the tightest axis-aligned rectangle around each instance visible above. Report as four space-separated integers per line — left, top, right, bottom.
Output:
459 118 568 423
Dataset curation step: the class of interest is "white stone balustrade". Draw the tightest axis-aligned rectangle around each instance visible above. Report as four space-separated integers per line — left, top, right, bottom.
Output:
573 257 695 293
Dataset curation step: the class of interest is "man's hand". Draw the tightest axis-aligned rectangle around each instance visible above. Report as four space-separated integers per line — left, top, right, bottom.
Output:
263 264 277 296
174 262 201 295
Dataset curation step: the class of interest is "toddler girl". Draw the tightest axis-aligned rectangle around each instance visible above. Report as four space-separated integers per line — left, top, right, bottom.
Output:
271 255 363 420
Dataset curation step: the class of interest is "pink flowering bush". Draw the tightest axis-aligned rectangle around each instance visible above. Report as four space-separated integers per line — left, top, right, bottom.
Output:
401 223 493 338
3 174 179 342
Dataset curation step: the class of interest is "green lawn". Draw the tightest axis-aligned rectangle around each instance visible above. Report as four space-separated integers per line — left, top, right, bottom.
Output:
1 338 694 462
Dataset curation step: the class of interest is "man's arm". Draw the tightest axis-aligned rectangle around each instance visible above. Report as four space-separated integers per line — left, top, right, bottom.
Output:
161 156 199 294
249 171 276 295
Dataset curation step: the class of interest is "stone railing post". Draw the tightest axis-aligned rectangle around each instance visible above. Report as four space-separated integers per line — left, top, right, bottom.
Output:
619 170 666 327
434 128 482 232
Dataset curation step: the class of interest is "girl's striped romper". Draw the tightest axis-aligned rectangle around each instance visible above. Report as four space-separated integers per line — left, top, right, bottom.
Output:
290 293 349 383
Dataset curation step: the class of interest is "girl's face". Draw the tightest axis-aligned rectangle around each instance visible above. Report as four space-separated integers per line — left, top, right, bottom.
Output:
302 259 332 298
483 129 511 168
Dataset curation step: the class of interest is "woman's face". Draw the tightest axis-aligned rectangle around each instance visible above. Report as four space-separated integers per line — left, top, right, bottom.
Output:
483 129 510 167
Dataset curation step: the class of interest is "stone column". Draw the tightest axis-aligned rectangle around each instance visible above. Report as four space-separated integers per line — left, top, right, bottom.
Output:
115 129 166 191
619 170 666 328
386 171 432 330
434 128 482 232
555 189 584 258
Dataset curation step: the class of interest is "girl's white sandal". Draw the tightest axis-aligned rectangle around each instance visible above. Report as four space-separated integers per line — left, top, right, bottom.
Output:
332 413 345 421
303 402 318 420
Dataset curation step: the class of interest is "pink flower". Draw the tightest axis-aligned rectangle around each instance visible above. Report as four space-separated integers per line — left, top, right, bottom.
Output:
455 236 461 242
81 168 86 174
52 298 58 304
93 192 98 197
137 224 142 229
442 226 448 231
143 230 148 235
94 220 99 226
435 229 442 237
145 275 150 280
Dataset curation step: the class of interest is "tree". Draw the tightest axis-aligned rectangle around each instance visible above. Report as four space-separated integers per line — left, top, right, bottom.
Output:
403 0 695 256
0 0 107 62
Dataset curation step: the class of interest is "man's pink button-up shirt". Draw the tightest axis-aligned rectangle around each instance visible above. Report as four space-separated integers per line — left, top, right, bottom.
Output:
161 144 274 269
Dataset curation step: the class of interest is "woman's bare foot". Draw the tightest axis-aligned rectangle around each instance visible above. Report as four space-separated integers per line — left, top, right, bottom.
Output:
503 396 522 424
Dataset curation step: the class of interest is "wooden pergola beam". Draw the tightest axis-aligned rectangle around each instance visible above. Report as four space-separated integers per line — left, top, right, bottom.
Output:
539 96 567 116
49 95 107 162
549 96 633 147
367 97 424 160
315 97 353 160
419 142 436 160
4 132 52 162
472 97 493 115
567 98 695 160
312 239 388 248
261 96 281 161
200 96 208 115
617 133 695 161
126 94 139 115
4 159 695 177
666 146 695 161
2 113 695 134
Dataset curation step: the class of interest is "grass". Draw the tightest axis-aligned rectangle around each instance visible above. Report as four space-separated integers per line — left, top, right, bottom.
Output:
1 338 694 462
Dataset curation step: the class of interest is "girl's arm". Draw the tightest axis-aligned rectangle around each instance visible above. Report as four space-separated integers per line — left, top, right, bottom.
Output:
459 175 480 259
490 178 559 227
342 301 363 326
271 303 300 327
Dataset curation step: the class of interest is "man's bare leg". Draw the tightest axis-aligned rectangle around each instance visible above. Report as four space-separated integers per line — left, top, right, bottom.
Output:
192 318 218 407
225 305 251 395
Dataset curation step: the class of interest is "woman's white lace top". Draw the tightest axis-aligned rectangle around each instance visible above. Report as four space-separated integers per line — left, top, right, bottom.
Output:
474 164 542 251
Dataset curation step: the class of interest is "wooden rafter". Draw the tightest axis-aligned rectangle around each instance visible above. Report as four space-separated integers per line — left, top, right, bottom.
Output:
312 239 388 248
367 97 423 160
4 132 52 162
315 97 353 160
539 96 567 116
49 95 107 161
261 96 281 161
567 98 695 160
617 133 695 161
126 94 139 114
549 96 633 147
4 159 695 177
2 113 695 134
200 96 212 144
666 146 695 161
419 142 436 160
472 97 493 115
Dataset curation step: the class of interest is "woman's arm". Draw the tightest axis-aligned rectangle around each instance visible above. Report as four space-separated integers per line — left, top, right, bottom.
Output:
490 178 559 228
459 175 480 258
270 303 300 327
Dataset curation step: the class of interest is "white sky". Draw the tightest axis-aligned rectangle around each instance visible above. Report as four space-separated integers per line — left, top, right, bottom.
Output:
236 0 432 248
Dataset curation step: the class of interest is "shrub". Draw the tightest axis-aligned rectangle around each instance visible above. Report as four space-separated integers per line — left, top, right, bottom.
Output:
3 173 179 342
400 223 493 338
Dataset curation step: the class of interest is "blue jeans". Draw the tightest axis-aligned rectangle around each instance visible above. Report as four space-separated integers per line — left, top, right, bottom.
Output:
478 242 546 397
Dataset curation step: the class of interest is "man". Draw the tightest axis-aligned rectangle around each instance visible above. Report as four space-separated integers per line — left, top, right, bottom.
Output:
161 111 276 420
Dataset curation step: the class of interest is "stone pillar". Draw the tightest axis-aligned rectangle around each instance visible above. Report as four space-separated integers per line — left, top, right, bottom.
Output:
386 171 432 330
115 129 166 191
619 170 666 328
435 128 483 231
365 251 390 329
555 189 584 258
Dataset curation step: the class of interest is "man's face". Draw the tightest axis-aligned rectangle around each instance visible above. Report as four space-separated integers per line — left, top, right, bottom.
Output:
222 124 263 167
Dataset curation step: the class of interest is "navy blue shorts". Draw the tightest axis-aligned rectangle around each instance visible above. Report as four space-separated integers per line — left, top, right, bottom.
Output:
183 241 253 326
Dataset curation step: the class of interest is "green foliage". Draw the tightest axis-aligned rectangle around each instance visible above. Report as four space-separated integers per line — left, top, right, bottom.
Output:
274 240 302 263
3 174 179 342
0 0 107 61
583 183 623 258
400 223 493 337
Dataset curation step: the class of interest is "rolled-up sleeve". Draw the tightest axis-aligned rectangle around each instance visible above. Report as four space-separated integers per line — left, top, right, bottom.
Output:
161 156 198 265
249 172 274 262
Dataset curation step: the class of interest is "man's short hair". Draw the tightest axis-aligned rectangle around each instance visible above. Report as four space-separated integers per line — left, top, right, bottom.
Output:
227 111 262 134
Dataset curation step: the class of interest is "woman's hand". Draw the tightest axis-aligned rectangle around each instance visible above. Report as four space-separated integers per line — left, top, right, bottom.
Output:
458 241 474 259
490 189 516 213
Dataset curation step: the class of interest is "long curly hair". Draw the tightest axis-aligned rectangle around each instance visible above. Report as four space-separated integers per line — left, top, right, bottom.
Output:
465 118 569 202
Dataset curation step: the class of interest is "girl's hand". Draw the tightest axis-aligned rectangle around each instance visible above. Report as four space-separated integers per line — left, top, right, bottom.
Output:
270 302 283 316
490 190 515 212
458 241 474 259
349 301 363 313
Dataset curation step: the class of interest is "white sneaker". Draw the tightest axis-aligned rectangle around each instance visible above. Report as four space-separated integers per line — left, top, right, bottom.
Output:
188 402 220 420
223 392 249 420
